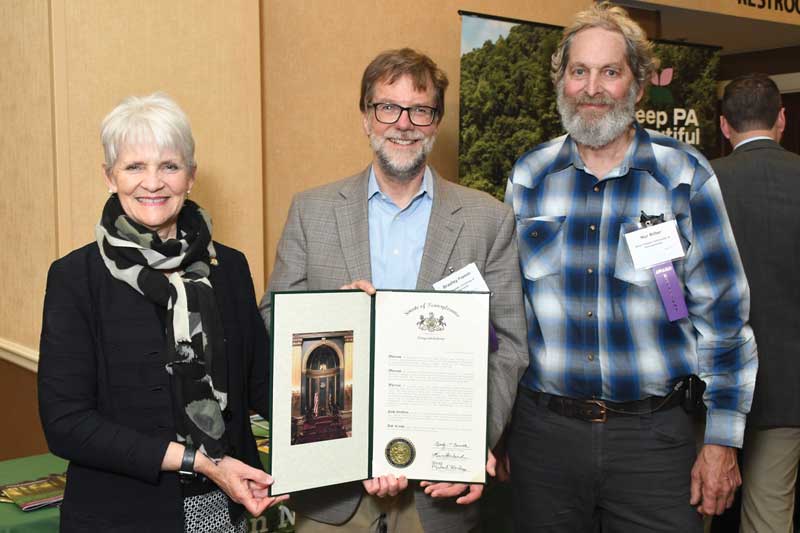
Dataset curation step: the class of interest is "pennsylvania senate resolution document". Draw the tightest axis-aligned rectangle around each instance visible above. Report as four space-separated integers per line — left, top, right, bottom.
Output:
269 290 489 495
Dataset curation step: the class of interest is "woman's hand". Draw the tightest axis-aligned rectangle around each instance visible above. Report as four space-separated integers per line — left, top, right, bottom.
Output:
194 453 289 516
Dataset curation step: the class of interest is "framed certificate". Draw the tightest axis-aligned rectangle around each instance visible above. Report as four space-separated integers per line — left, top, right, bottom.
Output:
268 290 489 495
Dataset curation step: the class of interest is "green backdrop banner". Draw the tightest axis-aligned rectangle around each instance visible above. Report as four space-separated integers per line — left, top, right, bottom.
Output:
459 11 721 200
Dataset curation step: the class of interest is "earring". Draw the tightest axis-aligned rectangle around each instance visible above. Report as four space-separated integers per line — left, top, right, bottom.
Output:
187 190 192 196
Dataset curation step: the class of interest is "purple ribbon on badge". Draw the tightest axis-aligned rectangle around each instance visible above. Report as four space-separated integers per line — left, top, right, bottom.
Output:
652 261 688 321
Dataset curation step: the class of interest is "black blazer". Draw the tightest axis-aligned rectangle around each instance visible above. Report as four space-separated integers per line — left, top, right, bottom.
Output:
38 242 270 532
713 139 800 428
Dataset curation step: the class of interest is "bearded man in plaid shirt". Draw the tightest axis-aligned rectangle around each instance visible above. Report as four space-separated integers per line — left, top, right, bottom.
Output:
504 4 757 532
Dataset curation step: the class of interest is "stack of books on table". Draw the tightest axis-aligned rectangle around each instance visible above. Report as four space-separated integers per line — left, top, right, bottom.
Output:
0 473 66 511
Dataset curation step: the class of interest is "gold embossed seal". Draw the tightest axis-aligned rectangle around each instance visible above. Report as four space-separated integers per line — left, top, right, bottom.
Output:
385 438 415 468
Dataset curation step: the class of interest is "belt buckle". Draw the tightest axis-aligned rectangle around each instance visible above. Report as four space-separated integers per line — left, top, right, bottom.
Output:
588 399 607 422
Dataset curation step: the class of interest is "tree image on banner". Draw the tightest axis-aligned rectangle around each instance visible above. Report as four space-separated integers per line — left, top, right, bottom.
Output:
459 15 721 201
460 23 563 200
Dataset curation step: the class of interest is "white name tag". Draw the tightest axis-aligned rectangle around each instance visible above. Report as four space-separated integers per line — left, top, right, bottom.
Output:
433 262 490 292
623 219 685 270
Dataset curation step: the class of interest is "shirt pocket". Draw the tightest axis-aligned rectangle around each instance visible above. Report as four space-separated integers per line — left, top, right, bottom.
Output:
517 216 566 281
613 217 652 287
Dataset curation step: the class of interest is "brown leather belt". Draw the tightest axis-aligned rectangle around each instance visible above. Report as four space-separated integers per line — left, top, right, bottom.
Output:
525 388 683 423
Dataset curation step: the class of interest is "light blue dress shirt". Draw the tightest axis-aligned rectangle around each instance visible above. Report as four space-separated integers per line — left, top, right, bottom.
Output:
368 166 434 290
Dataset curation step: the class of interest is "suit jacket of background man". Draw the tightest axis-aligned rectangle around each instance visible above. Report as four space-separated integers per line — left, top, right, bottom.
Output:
38 242 269 532
259 166 529 531
712 139 800 429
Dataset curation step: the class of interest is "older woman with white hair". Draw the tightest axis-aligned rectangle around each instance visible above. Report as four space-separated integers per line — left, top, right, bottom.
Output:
38 93 287 532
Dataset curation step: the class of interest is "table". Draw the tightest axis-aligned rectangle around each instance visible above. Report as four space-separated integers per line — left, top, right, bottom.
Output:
0 453 294 532
0 453 66 533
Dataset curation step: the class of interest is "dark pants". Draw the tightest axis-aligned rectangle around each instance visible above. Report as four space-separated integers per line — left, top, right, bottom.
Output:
508 388 703 533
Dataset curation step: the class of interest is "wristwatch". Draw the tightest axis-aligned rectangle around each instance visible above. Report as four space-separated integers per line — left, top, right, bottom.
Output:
178 445 197 480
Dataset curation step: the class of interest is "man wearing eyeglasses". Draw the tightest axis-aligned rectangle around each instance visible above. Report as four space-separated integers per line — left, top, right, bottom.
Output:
260 48 528 532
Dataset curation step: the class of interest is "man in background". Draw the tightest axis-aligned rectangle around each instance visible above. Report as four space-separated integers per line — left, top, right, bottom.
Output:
505 3 757 531
260 48 528 532
713 73 800 533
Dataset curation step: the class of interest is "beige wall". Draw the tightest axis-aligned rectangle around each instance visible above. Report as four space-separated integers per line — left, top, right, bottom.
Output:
0 0 56 356
51 0 264 275
0 0 264 377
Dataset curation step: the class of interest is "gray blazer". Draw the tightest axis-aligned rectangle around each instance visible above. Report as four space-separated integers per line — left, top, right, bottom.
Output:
713 139 800 429
260 167 528 530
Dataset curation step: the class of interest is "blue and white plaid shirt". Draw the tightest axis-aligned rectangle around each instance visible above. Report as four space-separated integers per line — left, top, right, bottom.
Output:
506 125 757 448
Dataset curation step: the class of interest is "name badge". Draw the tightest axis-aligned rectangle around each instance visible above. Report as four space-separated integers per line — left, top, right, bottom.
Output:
623 219 685 270
433 262 489 292
434 263 498 350
624 220 688 322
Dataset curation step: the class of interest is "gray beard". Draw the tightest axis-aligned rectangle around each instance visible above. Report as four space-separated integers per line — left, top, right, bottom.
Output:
369 132 436 182
557 80 638 149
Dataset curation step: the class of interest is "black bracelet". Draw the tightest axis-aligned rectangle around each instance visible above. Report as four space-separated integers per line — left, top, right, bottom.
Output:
178 445 197 478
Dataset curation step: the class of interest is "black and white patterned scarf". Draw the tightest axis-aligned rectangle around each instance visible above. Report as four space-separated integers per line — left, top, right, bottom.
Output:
95 194 229 459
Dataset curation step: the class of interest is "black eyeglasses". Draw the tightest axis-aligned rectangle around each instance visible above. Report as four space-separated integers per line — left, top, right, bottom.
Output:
369 103 438 126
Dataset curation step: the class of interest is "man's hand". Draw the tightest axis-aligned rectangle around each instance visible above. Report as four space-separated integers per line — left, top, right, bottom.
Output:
340 280 376 295
494 451 511 482
419 449 496 505
492 435 511 482
420 481 483 504
363 475 408 497
690 444 741 516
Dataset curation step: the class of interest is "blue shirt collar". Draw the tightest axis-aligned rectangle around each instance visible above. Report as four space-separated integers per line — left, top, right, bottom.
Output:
553 123 658 179
368 166 434 204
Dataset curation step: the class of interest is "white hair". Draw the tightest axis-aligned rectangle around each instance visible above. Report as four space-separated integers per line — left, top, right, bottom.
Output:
101 92 196 168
